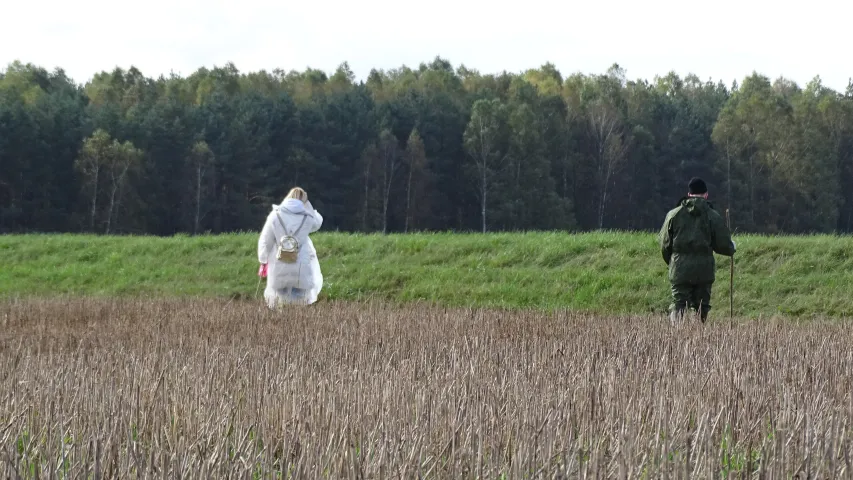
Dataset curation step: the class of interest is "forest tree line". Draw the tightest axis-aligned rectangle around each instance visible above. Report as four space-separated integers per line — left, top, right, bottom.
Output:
1 58 852 235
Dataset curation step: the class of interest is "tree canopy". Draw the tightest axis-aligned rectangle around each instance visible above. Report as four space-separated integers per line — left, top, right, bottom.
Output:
2 59 851 235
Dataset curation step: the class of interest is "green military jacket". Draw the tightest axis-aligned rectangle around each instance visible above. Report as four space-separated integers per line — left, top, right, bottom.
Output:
659 196 736 285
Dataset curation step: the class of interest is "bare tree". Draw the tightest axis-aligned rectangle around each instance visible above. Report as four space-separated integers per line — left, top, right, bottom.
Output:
378 129 402 234
404 129 427 233
105 141 143 234
464 98 507 233
360 142 379 232
187 141 214 235
587 101 629 229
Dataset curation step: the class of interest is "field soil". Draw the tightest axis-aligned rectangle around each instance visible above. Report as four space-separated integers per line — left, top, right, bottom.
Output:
1 298 852 478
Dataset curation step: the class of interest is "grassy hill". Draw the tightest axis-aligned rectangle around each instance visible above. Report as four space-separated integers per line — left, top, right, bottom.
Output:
1 231 852 318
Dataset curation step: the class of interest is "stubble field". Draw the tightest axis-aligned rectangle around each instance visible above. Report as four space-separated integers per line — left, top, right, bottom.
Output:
1 298 852 478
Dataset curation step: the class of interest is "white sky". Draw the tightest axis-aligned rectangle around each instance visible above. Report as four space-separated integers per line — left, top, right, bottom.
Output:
1 0 850 92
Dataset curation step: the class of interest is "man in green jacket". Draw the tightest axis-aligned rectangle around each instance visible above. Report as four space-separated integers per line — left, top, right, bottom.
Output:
659 177 736 323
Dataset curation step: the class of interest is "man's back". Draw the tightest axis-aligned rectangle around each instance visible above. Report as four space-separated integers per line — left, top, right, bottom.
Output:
660 197 735 285
660 177 737 323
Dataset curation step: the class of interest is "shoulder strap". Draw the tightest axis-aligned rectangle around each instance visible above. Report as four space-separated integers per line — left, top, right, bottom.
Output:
293 215 308 237
274 210 290 236
282 207 309 237
274 208 308 242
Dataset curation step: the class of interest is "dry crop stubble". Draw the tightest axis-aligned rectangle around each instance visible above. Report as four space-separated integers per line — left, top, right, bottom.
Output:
1 298 852 478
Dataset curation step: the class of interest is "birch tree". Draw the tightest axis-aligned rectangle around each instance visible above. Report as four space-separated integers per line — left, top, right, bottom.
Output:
404 129 427 232
75 129 111 231
464 98 507 233
587 101 629 229
104 140 143 234
378 129 402 234
187 140 214 235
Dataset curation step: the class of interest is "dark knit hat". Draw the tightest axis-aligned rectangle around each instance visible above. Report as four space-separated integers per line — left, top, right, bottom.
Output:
688 177 707 195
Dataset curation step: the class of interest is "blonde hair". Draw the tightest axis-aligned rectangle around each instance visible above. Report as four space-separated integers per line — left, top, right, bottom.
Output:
285 187 308 202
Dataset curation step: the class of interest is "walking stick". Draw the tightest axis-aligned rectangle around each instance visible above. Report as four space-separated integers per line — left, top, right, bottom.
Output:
726 209 734 319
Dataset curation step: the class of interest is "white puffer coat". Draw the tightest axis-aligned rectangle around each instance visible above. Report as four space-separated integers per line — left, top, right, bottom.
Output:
257 198 323 304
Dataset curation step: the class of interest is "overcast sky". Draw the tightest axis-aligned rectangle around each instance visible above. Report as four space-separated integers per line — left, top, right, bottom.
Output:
2 0 850 91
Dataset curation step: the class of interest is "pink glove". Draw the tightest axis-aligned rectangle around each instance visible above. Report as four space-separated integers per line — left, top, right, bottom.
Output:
258 264 268 278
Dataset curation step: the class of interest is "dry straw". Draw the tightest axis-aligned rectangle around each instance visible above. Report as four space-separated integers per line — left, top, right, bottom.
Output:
1 298 851 478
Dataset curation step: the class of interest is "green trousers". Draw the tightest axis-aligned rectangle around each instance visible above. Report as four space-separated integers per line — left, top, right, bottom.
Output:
670 282 713 320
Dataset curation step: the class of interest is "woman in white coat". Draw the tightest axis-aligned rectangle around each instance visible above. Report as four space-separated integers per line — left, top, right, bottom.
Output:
257 187 324 307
